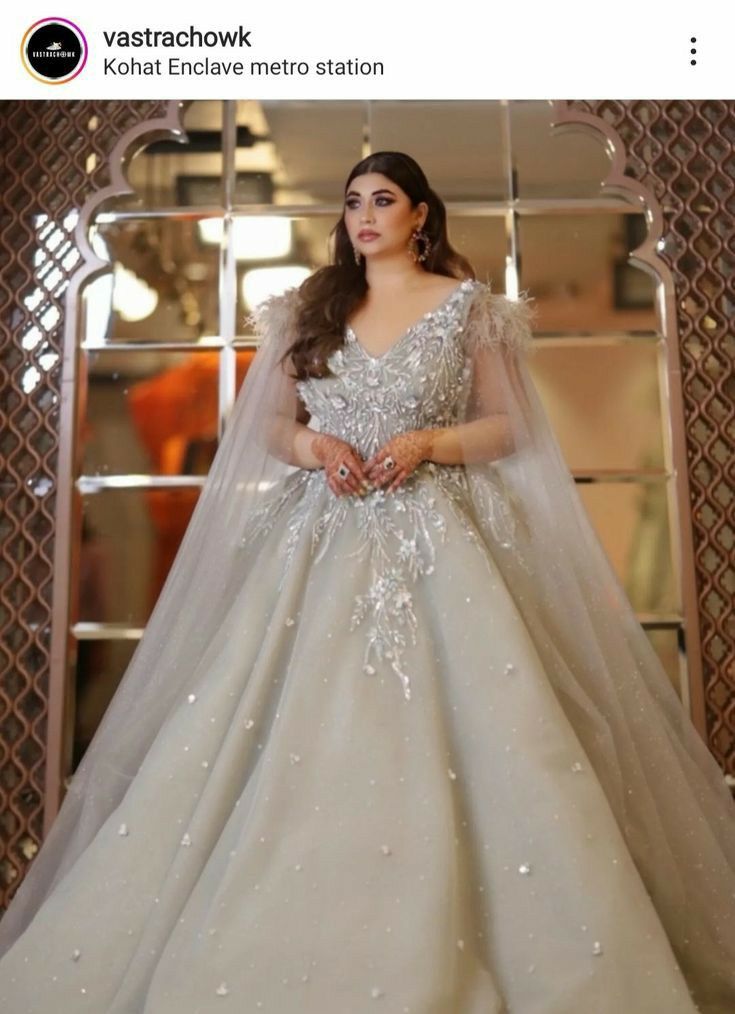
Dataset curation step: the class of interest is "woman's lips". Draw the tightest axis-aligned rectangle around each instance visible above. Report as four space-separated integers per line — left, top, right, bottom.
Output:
358 231 379 240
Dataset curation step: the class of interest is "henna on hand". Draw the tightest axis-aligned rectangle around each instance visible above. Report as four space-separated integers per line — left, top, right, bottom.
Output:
364 430 435 493
311 433 371 497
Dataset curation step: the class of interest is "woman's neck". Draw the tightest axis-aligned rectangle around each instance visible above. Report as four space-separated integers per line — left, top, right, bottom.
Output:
363 257 428 294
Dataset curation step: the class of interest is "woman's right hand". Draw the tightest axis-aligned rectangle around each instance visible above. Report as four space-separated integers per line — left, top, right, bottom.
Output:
311 433 371 497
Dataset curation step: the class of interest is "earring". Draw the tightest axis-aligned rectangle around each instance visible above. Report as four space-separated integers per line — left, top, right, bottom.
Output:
353 246 362 265
408 227 431 263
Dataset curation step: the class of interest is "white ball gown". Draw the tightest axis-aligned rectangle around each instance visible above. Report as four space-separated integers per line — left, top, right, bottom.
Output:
1 277 734 1013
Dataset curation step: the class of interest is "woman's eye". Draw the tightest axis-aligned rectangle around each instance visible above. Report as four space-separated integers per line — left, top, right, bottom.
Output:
345 197 393 208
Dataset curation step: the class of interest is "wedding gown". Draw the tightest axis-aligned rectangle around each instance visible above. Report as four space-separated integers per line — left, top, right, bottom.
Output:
1 278 734 1013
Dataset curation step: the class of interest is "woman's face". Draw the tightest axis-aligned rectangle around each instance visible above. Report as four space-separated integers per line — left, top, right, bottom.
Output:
344 172 428 259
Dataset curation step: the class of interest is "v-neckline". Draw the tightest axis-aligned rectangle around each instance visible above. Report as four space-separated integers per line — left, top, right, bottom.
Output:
346 280 471 362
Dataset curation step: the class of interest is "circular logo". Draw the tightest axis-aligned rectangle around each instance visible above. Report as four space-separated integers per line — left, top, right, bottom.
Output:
21 18 88 84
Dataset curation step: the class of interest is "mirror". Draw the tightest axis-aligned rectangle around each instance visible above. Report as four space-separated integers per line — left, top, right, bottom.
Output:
69 99 690 764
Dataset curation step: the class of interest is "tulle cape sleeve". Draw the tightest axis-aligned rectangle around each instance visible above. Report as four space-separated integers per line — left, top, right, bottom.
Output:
454 279 735 1000
0 285 308 956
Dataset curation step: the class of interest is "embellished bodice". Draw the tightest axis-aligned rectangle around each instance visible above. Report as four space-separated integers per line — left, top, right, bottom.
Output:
294 278 479 459
240 277 534 703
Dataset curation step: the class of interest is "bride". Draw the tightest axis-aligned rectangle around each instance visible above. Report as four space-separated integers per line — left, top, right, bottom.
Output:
1 150 734 1013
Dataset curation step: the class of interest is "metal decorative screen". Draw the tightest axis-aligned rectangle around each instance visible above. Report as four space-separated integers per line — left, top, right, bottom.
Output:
0 100 170 910
565 101 735 777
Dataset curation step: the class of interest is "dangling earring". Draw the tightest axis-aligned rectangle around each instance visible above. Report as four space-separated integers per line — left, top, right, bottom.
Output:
408 226 432 263
353 246 362 266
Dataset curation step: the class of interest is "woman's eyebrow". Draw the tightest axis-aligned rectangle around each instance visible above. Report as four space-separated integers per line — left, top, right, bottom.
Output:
345 188 397 198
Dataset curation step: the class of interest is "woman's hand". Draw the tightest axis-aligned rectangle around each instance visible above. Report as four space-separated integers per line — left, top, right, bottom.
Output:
364 430 435 493
311 433 371 498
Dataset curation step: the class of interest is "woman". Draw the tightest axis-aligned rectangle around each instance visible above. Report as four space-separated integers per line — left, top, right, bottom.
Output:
1 151 734 1013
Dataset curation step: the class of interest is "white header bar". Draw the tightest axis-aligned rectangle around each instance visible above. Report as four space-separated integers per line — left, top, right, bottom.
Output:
3 1 732 98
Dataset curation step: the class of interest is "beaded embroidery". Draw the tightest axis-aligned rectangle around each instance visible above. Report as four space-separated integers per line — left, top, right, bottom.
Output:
239 279 533 700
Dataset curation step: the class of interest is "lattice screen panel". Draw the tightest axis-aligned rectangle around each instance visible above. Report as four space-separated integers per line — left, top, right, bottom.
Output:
0 100 169 912
568 100 735 776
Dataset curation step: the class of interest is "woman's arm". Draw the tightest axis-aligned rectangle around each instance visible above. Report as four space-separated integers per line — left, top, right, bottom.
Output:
366 340 520 489
265 360 369 495
428 414 514 465
269 394 370 495
267 395 323 469
429 341 517 464
292 423 322 469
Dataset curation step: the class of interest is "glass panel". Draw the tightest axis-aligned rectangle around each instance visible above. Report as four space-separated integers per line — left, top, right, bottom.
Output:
368 101 507 201
235 215 325 328
242 100 367 204
72 639 138 767
78 487 203 626
518 212 658 334
511 101 625 201
529 342 665 473
578 481 679 614
80 348 263 477
443 214 507 284
645 628 685 697
104 101 225 211
83 217 221 344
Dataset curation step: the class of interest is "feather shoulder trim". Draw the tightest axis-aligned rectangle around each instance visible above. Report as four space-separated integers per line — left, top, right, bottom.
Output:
243 285 301 348
464 281 538 356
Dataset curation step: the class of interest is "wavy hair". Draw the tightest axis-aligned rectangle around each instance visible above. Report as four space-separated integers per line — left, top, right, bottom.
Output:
281 151 475 380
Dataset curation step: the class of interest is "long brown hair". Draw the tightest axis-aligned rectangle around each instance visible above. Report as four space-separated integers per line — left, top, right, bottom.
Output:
282 151 475 380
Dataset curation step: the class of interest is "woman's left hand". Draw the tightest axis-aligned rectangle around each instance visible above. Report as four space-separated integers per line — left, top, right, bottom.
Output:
364 430 435 493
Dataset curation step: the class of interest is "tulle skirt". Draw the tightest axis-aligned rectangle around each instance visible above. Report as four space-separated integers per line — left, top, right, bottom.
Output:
0 472 714 1013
